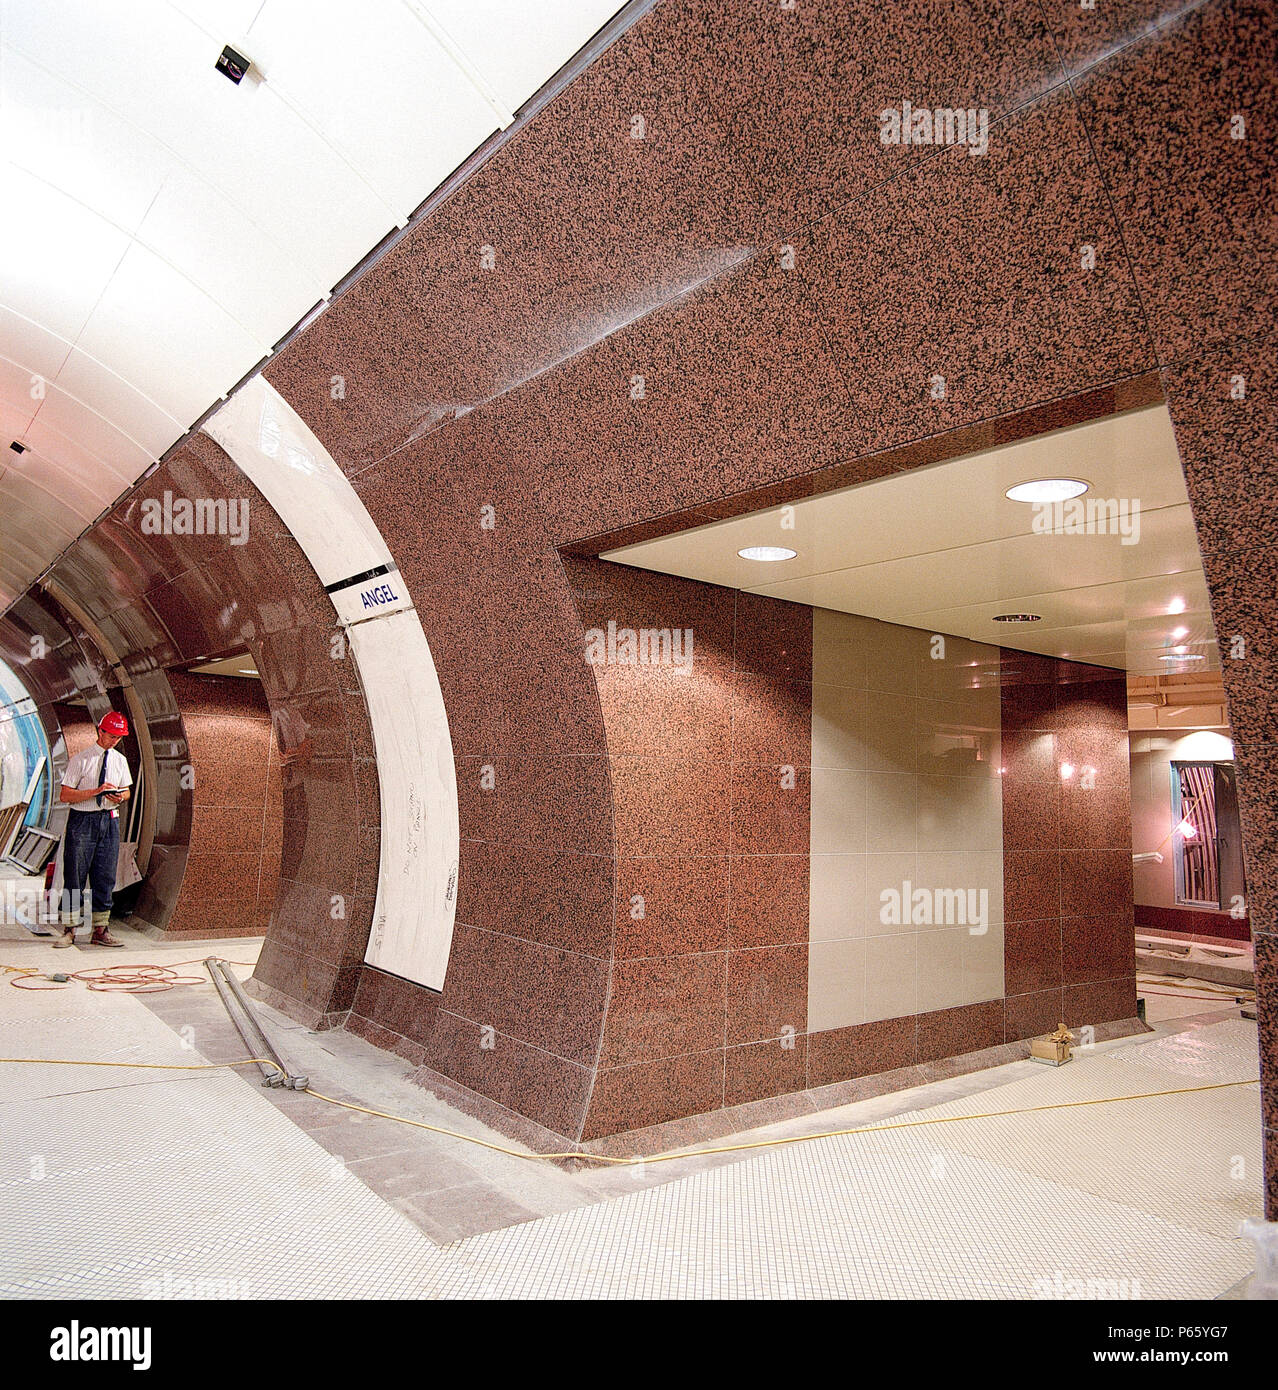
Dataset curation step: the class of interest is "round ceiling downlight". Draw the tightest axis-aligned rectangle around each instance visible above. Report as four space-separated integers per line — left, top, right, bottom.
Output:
992 613 1042 623
1004 478 1089 503
737 546 797 562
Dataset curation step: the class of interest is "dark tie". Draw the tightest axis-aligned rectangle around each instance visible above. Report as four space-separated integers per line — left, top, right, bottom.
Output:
95 749 109 808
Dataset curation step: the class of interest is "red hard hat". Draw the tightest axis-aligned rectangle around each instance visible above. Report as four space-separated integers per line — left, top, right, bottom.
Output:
99 711 129 737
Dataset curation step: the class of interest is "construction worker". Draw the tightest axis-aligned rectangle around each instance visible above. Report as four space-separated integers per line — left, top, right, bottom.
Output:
54 711 132 948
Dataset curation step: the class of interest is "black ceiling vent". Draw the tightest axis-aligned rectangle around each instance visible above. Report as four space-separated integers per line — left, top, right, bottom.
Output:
9 441 27 454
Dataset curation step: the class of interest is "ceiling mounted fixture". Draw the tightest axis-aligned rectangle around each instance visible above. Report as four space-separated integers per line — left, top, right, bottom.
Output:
992 613 1041 623
215 44 253 85
737 546 797 562
1167 597 1187 614
1004 478 1089 503
9 442 27 455
1160 653 1205 662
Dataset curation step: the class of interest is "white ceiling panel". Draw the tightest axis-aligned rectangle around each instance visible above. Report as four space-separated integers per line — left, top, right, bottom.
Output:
243 0 501 219
0 167 132 340
53 348 183 453
604 404 1218 675
0 441 108 523
0 0 630 605
0 306 75 384
0 47 168 231
73 242 269 423
134 164 326 342
428 0 622 112
23 388 155 476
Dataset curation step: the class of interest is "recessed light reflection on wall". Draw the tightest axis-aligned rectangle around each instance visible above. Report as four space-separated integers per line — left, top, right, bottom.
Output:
1004 478 1089 503
737 546 797 562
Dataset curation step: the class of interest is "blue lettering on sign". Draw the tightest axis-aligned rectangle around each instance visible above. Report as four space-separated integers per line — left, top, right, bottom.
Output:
360 582 400 610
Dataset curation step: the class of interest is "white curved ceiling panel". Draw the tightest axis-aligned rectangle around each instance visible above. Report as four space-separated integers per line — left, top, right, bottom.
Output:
240 0 503 220
427 0 624 112
0 0 629 609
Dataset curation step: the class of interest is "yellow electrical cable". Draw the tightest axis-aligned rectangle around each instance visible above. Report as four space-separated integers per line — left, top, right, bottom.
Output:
0 1056 284 1076
299 1077 1262 1166
0 1054 1259 1168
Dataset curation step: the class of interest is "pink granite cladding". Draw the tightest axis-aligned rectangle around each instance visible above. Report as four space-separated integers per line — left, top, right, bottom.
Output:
1134 903 1252 943
253 0 1269 1151
562 555 816 1137
1072 0 1278 366
1256 934 1278 1155
1001 655 1137 1039
162 671 281 936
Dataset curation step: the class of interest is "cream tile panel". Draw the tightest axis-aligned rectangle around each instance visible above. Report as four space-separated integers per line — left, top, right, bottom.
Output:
810 683 866 770
809 853 869 942
807 938 866 1032
810 611 1005 1034
809 767 867 854
916 928 968 1013
865 771 919 853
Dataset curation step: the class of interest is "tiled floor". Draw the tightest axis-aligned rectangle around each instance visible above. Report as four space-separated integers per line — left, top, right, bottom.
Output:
0 925 1265 1298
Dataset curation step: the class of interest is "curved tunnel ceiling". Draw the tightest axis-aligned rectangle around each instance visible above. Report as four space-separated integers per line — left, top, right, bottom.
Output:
0 0 629 611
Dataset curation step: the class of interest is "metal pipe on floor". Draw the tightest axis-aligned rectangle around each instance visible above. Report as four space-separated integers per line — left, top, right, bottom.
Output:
205 958 308 1090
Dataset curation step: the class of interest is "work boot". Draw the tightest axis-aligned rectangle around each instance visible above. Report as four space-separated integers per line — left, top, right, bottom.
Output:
52 931 76 949
90 912 124 948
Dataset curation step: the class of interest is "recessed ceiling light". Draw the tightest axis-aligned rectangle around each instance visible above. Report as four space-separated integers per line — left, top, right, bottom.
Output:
1160 653 1205 661
992 613 1042 623
1004 478 1089 503
738 546 797 562
1171 626 1189 640
1167 597 1187 614
237 668 259 677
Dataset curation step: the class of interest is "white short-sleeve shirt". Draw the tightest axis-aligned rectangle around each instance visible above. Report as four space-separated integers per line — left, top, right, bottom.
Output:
61 745 133 815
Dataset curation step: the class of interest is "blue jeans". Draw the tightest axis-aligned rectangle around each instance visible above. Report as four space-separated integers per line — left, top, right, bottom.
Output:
63 810 119 924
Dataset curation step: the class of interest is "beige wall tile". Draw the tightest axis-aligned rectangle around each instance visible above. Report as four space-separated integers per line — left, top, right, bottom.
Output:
917 928 968 1013
917 773 1001 853
864 933 917 1022
914 849 1004 926
865 770 919 852
962 920 1005 1006
811 682 866 770
810 609 1005 1035
809 852 868 942
808 937 866 1032
811 608 869 690
860 687 919 775
865 621 927 697
864 851 918 935
811 766 867 853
